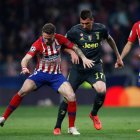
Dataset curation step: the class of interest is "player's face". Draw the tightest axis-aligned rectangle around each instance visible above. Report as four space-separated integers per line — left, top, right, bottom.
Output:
42 32 55 45
80 18 93 31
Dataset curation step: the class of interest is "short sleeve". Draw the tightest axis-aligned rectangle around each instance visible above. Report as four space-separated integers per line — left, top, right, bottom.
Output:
102 25 109 39
66 28 76 43
27 41 40 57
128 23 137 43
56 34 74 49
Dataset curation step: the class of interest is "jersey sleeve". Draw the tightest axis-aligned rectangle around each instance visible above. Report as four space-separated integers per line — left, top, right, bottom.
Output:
128 23 137 43
65 28 76 43
102 25 109 39
56 34 74 49
27 41 40 57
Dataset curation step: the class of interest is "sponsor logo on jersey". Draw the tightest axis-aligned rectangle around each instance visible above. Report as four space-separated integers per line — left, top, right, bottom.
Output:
44 54 59 62
83 43 99 49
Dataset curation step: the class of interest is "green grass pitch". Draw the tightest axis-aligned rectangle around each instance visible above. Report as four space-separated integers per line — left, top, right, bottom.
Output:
0 106 140 140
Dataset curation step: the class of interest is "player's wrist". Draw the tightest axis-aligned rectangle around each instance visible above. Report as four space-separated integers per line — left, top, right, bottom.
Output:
81 56 86 61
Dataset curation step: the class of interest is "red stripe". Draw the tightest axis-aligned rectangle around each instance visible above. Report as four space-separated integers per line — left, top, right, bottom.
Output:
50 45 54 55
53 64 57 73
47 64 51 73
36 57 40 69
42 62 45 71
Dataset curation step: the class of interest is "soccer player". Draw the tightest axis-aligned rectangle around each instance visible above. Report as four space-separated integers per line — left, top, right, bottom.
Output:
118 21 140 67
115 21 140 132
0 23 94 135
53 9 124 135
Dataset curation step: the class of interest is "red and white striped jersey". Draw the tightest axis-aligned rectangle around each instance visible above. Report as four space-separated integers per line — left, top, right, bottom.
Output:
128 21 140 45
27 33 74 74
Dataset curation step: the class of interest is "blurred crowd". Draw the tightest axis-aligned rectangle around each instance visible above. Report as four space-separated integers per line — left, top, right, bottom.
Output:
0 0 140 82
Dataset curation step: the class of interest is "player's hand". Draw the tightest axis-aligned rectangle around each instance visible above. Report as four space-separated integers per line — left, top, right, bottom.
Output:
70 51 79 64
115 57 124 68
20 67 30 75
82 57 95 68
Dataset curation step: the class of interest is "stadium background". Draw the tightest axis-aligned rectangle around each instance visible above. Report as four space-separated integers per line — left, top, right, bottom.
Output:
0 0 140 107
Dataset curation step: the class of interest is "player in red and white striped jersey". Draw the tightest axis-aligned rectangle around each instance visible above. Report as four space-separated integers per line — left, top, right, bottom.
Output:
116 21 140 69
115 21 140 132
116 21 140 67
28 33 74 74
116 21 140 63
0 23 94 135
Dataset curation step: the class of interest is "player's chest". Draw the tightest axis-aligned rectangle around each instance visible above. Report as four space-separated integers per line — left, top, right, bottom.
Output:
77 31 103 44
76 32 102 49
39 43 61 56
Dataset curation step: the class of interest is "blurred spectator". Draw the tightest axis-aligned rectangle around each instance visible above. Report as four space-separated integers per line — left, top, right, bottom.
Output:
101 40 113 75
0 0 140 81
5 54 20 76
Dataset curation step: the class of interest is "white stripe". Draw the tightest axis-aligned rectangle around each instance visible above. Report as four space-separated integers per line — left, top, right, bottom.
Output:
43 61 49 72
47 45 52 55
50 63 55 72
41 43 45 53
55 39 59 45
52 42 57 54
58 64 61 73
54 64 58 74
38 59 43 70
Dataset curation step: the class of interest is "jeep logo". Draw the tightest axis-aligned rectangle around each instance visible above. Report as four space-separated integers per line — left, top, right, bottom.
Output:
83 43 99 48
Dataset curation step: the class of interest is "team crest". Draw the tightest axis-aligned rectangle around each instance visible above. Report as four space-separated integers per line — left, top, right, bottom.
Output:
88 35 92 41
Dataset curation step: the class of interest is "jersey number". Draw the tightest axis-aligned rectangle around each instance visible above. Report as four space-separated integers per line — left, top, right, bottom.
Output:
95 72 104 79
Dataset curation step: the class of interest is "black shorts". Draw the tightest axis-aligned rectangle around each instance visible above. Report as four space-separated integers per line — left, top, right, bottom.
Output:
68 63 106 91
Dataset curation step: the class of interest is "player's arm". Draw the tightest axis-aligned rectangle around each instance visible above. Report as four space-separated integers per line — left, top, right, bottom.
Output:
106 35 124 68
72 44 94 68
21 54 33 74
63 29 80 64
64 48 79 64
58 33 94 68
121 23 137 59
121 41 133 59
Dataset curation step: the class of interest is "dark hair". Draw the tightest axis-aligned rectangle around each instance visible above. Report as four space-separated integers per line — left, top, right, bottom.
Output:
80 9 93 20
42 23 56 34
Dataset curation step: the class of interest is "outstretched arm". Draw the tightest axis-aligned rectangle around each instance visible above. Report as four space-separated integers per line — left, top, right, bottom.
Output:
21 54 33 74
106 35 124 68
121 41 133 59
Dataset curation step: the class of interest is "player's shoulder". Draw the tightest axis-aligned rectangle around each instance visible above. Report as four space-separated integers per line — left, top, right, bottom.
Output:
93 23 107 30
55 33 68 44
55 33 65 40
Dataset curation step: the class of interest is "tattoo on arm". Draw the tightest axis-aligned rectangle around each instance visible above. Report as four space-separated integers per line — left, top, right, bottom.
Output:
73 45 85 59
